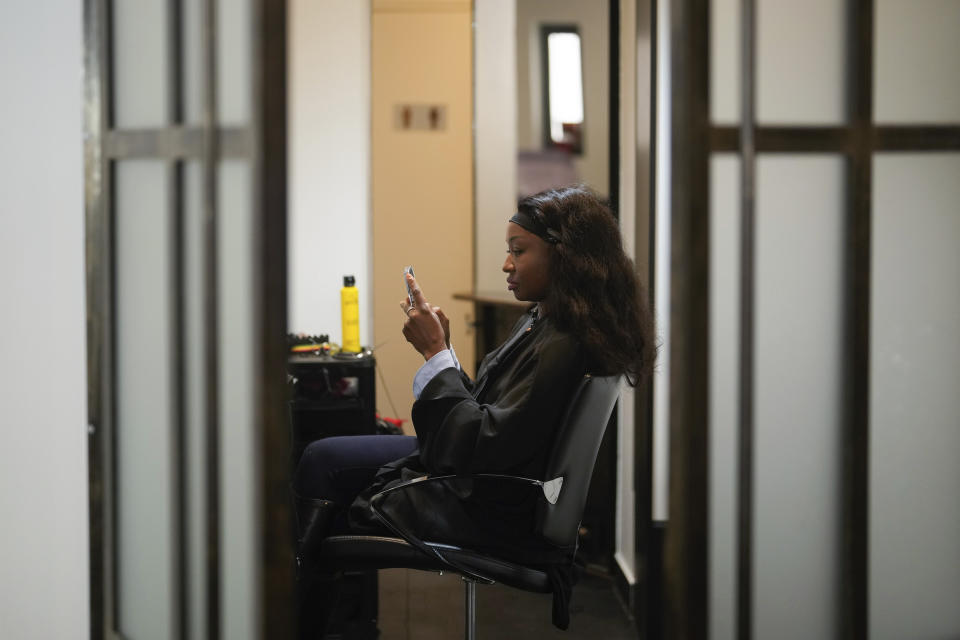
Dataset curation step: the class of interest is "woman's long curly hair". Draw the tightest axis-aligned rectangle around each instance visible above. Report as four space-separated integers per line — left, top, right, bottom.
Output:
519 185 657 387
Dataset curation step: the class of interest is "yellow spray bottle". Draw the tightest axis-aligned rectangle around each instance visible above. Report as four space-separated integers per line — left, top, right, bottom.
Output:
340 275 361 353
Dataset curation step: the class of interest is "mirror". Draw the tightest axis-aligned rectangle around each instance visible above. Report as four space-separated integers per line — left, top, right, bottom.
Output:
516 0 610 199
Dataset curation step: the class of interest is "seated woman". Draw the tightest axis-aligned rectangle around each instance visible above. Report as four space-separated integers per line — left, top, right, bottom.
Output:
293 184 656 636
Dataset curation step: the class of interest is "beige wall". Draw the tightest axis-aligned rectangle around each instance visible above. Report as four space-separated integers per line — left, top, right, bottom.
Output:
372 0 475 430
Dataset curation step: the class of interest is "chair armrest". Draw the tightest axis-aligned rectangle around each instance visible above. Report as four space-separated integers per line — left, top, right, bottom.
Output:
376 473 562 503
369 473 560 583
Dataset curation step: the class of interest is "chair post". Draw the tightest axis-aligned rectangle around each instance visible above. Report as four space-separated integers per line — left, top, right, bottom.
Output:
463 576 477 640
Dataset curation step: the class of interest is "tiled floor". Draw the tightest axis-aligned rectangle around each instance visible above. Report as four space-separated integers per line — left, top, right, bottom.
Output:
376 567 638 639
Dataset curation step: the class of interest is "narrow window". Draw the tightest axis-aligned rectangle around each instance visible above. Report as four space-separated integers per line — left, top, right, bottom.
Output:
543 27 584 154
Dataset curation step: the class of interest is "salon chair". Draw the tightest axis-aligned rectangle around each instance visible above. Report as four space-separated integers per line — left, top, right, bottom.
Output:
318 374 621 639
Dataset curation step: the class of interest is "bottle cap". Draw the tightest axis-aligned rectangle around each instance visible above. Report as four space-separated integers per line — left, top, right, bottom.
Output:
343 275 355 287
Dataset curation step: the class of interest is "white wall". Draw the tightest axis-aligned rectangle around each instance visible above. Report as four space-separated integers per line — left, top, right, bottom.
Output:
0 2 89 638
474 0 518 292
288 0 372 346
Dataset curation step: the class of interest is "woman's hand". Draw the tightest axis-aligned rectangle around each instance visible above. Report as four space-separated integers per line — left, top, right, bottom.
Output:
400 273 448 361
433 305 451 348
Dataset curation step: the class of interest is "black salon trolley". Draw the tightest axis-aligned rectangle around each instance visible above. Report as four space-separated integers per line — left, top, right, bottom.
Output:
287 351 377 468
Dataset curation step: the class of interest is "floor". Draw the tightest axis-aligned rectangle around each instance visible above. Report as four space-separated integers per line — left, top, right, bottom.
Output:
374 567 638 640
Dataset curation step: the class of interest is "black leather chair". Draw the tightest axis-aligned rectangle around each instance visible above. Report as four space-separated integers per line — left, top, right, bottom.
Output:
317 374 621 639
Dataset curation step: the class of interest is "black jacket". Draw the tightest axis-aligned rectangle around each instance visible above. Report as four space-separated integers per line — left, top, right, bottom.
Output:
347 306 587 627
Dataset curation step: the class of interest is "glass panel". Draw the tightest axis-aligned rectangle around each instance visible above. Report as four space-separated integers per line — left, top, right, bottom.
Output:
875 1 960 123
218 160 258 640
711 0 741 124
709 154 740 640
182 0 204 125
184 161 207 640
113 0 168 128
756 0 846 124
871 154 960 639
217 0 252 126
115 160 175 640
754 156 844 638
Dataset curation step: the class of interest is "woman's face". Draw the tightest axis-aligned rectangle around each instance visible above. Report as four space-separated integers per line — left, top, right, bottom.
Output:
502 221 552 302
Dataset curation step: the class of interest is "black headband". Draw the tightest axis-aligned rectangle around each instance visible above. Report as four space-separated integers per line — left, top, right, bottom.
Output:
509 210 561 244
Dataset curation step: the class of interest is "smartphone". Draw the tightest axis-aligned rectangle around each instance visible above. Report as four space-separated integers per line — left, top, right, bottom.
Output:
403 265 415 305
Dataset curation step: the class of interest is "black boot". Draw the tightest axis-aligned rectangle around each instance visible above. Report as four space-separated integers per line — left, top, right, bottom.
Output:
293 493 342 639
293 491 339 575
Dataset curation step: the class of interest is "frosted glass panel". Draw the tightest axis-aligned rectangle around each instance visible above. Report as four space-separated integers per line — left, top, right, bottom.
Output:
870 154 960 639
217 161 258 640
113 0 168 128
184 162 207 640
709 154 740 640
754 156 844 639
115 161 175 640
757 0 846 124
218 0 252 125
875 1 960 123
183 0 204 125
711 0 741 124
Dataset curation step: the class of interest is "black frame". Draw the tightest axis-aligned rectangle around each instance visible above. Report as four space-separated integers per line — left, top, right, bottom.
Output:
664 0 960 639
634 0 662 636
84 0 290 638
663 0 711 636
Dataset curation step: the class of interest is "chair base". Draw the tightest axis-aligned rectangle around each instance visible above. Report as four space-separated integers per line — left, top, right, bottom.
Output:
463 577 477 640
319 535 553 593
319 535 560 640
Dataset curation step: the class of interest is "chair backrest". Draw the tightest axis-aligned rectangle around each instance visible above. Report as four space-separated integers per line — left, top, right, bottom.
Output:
536 374 621 548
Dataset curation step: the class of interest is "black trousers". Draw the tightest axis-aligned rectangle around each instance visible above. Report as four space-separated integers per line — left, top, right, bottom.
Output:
294 434 417 530
293 435 417 639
